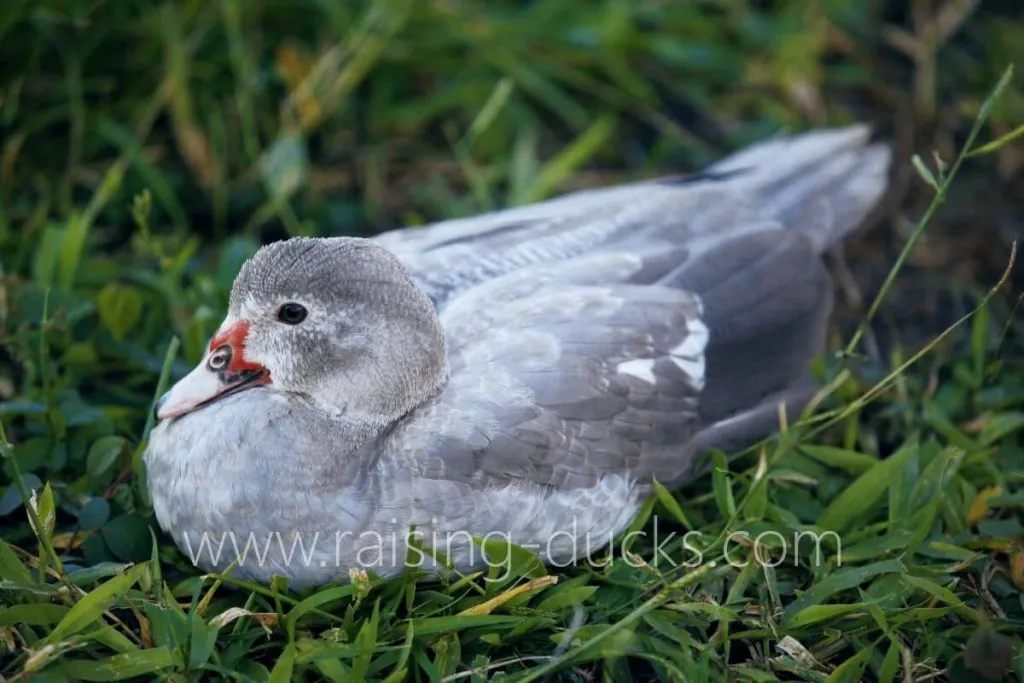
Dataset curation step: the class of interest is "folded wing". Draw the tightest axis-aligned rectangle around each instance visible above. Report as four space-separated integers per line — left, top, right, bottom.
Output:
380 124 891 492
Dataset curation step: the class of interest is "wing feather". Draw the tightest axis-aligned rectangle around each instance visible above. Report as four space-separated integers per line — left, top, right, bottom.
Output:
378 125 892 493
384 247 708 491
380 125 890 308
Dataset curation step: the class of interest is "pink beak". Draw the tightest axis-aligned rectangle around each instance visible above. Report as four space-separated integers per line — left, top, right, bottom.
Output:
155 321 270 420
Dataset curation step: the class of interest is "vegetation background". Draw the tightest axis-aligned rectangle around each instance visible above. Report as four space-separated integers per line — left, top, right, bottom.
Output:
1 0 1023 681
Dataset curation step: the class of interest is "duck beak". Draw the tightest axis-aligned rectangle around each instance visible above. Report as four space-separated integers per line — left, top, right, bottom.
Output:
155 321 270 420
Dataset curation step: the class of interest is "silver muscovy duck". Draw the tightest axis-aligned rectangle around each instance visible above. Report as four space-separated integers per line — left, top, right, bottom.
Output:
144 124 891 587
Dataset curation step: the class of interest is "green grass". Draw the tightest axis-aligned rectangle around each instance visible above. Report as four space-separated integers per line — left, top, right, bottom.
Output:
2 1 1024 681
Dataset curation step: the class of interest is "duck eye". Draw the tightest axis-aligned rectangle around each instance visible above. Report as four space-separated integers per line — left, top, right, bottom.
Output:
277 302 307 325
207 345 232 371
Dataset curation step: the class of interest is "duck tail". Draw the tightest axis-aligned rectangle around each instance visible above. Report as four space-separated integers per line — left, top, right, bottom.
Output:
706 124 892 253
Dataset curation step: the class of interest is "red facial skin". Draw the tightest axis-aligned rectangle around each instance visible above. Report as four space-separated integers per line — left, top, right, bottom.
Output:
209 321 272 384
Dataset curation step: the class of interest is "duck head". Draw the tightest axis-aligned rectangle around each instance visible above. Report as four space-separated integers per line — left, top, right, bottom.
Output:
155 237 448 425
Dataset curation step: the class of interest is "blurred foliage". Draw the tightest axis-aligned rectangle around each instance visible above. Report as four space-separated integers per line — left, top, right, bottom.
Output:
1 0 1022 242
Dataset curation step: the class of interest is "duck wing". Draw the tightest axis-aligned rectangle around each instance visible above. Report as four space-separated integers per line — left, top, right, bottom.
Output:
376 124 890 311
381 125 891 493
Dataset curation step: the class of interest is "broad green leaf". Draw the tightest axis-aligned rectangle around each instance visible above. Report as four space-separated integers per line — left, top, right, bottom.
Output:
989 492 1024 509
476 535 546 586
78 496 111 530
725 561 759 605
923 403 978 452
979 411 1024 446
904 449 962 558
643 612 703 650
31 224 63 287
841 530 913 563
817 440 916 532
621 493 657 549
900 574 978 622
920 541 978 562
395 620 415 669
745 454 769 521
888 607 954 625
284 584 355 639
888 442 919 530
432 633 461 680
711 450 736 519
67 563 135 586
144 602 189 652
47 563 148 643
350 601 380 681
101 515 154 563
782 559 904 626
0 538 34 584
97 284 143 341
409 615 522 637
315 658 351 683
58 214 90 289
864 601 888 633
911 154 939 191
268 643 297 683
29 481 57 545
0 603 68 626
824 644 872 683
90 625 139 655
665 600 736 622
784 603 863 629
651 478 692 528
878 638 901 683
86 437 126 481
799 445 879 474
57 648 179 680
188 612 219 669
536 585 598 612
731 669 782 682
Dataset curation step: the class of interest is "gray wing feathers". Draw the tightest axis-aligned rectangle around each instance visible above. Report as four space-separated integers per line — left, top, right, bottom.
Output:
386 253 710 490
379 124 890 306
683 231 833 429
705 124 891 251
687 383 819 467
380 125 891 492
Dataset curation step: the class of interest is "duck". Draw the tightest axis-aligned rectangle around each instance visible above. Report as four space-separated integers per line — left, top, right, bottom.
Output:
143 124 891 588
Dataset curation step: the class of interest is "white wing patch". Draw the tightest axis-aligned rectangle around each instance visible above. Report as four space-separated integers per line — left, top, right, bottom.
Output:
669 317 709 389
616 358 657 384
615 314 709 389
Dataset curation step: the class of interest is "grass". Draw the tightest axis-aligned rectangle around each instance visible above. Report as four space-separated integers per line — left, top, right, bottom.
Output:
1 0 1024 681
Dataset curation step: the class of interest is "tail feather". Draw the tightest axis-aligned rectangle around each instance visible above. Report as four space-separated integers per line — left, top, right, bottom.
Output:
706 124 892 251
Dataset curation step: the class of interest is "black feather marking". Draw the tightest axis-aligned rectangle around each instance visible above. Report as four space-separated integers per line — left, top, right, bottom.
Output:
655 166 752 187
